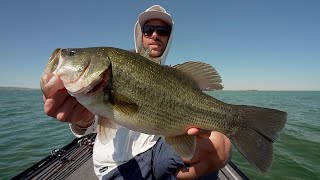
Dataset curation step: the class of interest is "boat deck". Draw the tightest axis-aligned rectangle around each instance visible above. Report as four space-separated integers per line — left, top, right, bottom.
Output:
12 133 249 180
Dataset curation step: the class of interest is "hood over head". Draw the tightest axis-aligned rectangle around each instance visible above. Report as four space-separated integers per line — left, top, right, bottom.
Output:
134 5 174 65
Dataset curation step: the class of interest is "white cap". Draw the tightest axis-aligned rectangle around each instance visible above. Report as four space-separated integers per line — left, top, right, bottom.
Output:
138 5 173 26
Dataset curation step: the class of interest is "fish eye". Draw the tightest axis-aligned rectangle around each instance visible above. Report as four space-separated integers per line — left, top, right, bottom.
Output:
68 49 77 56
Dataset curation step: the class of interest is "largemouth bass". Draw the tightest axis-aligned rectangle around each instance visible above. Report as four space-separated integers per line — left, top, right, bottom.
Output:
40 47 287 173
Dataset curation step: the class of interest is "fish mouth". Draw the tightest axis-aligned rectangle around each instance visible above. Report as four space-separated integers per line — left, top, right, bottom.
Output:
63 61 110 96
85 68 111 96
48 48 61 71
40 48 62 98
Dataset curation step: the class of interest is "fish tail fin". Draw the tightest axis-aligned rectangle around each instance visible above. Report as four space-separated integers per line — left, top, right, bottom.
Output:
231 105 287 173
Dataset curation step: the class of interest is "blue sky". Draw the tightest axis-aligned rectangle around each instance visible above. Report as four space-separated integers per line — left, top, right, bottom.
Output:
0 0 319 90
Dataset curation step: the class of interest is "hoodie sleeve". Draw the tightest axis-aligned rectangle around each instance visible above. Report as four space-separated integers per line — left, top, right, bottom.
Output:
69 115 98 138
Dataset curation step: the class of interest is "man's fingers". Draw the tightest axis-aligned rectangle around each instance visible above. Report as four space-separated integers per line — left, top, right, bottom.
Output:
41 73 54 87
182 157 191 164
68 103 93 125
187 128 211 138
176 162 209 180
186 128 199 136
41 73 94 126
43 89 69 118
43 95 47 103
42 74 64 98
176 166 197 180
56 95 78 122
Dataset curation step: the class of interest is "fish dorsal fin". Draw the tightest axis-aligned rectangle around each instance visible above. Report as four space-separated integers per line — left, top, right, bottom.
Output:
137 45 161 64
110 91 139 114
173 61 223 91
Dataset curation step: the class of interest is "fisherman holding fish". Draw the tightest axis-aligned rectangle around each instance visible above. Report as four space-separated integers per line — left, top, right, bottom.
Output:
42 5 248 180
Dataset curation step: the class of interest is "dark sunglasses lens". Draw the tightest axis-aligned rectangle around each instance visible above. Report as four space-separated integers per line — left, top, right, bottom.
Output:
142 25 171 36
142 25 155 36
156 26 171 36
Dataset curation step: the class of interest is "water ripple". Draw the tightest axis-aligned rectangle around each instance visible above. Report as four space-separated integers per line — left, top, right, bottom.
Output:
1 89 319 179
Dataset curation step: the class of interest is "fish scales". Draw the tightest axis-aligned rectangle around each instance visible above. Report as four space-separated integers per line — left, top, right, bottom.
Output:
41 47 287 173
106 49 241 136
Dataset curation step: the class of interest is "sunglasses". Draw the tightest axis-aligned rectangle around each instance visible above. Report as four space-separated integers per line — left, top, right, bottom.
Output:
142 25 171 36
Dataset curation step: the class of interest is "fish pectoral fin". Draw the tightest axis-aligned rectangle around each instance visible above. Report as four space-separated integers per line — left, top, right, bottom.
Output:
173 61 223 91
98 116 117 144
165 135 196 159
111 92 139 114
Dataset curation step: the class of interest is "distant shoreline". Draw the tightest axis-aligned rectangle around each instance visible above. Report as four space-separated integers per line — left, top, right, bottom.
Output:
1 86 319 92
0 86 40 90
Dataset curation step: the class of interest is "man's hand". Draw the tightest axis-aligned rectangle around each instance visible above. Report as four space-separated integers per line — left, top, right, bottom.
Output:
42 74 94 128
176 129 232 179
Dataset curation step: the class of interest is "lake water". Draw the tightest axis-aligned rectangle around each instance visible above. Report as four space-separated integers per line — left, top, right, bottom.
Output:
0 88 319 179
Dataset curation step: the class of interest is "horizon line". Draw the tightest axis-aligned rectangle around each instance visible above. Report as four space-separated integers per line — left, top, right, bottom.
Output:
1 86 319 92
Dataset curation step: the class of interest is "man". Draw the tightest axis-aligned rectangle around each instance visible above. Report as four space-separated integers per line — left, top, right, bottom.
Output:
43 5 232 179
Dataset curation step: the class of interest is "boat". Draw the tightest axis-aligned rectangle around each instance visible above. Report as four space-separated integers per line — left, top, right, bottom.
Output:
11 133 249 180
